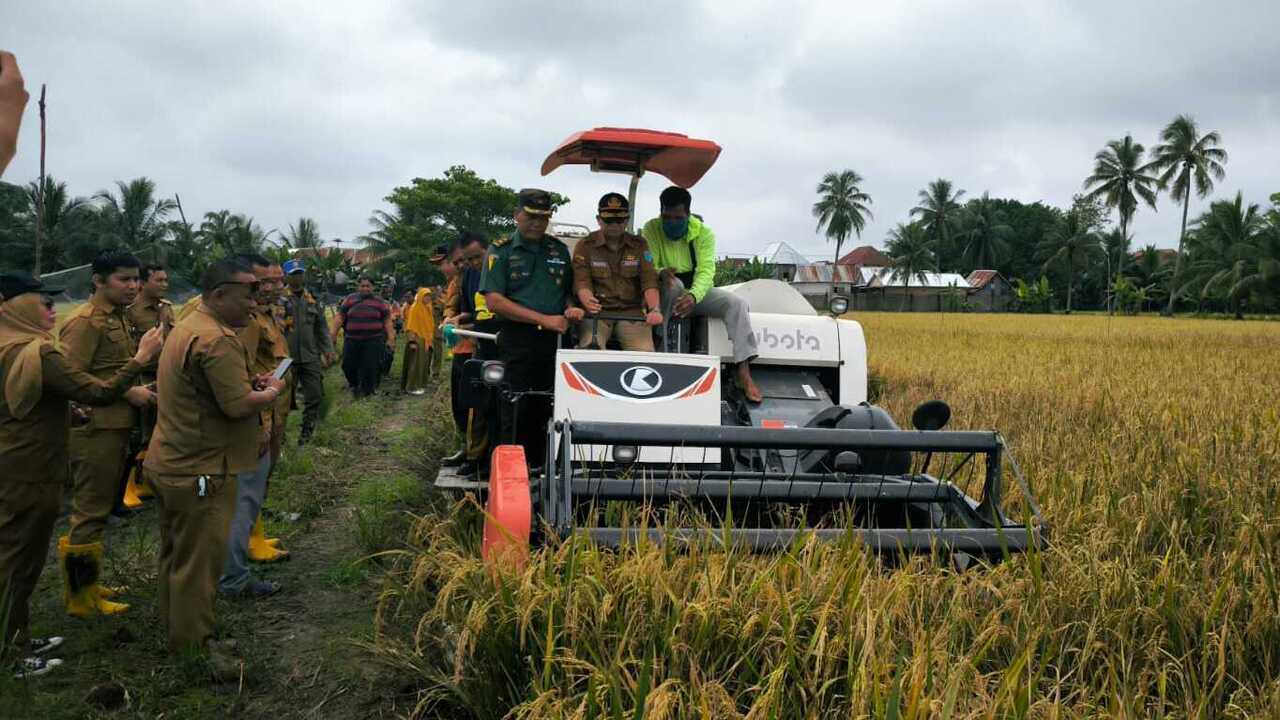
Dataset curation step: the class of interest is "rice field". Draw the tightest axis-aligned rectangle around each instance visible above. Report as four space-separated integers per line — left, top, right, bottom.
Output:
376 313 1280 719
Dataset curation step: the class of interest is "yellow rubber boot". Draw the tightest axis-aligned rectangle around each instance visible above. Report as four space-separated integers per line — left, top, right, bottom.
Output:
59 536 130 617
132 453 155 500
248 515 289 562
122 474 146 509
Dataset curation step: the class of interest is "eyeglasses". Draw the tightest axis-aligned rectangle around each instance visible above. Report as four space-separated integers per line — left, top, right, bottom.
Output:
215 280 261 293
41 296 55 309
601 218 628 225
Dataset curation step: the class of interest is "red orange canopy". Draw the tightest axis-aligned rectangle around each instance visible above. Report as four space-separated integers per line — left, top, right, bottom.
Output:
540 127 722 188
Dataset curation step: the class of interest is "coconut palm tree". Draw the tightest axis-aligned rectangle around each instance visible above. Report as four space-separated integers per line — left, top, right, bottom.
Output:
94 177 176 262
813 170 872 295
25 176 88 273
1148 115 1228 315
956 192 1011 272
1037 210 1103 313
884 222 936 311
1183 192 1275 318
1083 134 1161 312
910 178 965 260
285 217 323 249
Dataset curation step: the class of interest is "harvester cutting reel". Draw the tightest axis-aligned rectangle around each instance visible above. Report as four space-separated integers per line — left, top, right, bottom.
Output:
480 398 1046 570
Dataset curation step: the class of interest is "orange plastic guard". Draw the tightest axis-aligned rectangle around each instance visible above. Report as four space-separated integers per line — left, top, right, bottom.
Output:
482 445 532 569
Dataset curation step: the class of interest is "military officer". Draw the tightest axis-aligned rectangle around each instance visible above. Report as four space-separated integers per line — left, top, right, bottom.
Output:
57 249 156 616
480 188 583 468
144 258 286 657
0 272 162 677
572 193 663 350
282 260 334 445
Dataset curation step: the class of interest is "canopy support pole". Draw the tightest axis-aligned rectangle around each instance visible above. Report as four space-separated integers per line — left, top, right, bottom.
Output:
626 172 641 233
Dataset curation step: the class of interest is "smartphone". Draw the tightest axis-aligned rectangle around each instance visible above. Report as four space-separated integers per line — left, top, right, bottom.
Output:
270 357 294 381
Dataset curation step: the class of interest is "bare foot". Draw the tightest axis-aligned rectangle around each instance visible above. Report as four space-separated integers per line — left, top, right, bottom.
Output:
737 363 763 403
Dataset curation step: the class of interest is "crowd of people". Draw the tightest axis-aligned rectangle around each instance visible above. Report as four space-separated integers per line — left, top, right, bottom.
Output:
0 248 339 678
436 187 763 481
0 49 767 681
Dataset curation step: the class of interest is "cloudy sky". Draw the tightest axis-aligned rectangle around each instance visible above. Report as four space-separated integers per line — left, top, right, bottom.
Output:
6 1 1278 261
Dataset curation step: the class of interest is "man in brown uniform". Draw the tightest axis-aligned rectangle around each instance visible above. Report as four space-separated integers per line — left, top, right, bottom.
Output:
58 249 157 616
120 263 173 509
144 258 286 655
572 193 663 350
221 254 290 592
0 272 162 677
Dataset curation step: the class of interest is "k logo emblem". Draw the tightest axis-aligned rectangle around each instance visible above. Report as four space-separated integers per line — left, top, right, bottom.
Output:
619 366 662 396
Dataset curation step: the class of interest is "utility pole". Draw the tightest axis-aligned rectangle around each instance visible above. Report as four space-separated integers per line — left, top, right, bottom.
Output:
33 84 46 275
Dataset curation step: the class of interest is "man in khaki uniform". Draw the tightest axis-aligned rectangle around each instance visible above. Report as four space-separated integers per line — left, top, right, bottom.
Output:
221 255 290 596
281 260 333 445
144 258 286 655
58 249 155 616
120 263 173 509
572 193 663 350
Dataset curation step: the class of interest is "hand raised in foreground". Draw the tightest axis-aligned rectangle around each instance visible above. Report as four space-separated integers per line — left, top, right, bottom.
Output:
0 51 29 177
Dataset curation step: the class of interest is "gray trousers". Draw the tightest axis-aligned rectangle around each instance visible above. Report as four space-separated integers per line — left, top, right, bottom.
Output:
661 277 759 363
218 451 271 593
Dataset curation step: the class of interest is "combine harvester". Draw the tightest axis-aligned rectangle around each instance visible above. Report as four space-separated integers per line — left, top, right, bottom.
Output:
440 128 1045 566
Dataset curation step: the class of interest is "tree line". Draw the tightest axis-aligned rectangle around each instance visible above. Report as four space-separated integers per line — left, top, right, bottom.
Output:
814 115 1280 315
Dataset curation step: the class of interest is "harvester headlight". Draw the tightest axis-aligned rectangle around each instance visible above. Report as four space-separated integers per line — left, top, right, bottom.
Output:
612 445 638 465
829 295 849 316
481 361 506 386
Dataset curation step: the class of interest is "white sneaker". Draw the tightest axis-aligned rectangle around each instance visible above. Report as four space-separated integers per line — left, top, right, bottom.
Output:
29 636 64 656
13 656 63 678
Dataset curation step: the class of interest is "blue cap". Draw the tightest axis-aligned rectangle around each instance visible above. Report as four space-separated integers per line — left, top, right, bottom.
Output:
283 259 306 275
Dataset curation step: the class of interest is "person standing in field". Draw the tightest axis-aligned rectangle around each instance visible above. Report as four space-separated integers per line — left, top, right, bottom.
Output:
0 272 162 678
333 276 395 399
119 263 174 510
436 243 469 467
143 258 286 667
281 260 334 446
219 254 290 596
57 250 158 617
401 287 436 395
480 189 584 468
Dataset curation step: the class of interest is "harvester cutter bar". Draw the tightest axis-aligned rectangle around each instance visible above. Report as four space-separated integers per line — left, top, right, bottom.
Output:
569 475 959 502
576 527 1035 554
562 421 1001 453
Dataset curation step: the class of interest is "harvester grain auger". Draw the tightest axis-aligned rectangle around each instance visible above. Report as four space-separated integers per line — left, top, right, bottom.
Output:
435 128 1045 565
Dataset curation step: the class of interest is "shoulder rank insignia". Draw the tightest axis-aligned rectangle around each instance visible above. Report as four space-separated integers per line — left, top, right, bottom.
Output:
492 235 512 248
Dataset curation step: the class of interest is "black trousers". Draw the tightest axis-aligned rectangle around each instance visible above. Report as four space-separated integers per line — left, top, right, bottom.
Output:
496 323 560 470
343 336 385 398
449 353 472 436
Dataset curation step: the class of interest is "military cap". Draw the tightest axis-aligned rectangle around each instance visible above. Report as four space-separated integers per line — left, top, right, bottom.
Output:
517 188 554 217
597 192 630 219
429 243 450 263
282 259 306 275
0 271 64 300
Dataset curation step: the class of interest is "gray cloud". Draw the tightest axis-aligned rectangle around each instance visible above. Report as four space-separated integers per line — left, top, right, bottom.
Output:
5 0 1277 262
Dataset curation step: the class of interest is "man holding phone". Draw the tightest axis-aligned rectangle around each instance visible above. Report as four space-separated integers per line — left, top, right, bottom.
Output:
144 258 285 662
219 255 290 597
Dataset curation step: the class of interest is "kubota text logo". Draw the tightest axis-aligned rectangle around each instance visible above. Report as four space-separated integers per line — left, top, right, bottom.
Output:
619 366 662 396
754 327 822 352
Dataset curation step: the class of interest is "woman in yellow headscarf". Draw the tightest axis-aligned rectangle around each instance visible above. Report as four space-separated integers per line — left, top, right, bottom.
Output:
400 287 436 395
0 273 162 678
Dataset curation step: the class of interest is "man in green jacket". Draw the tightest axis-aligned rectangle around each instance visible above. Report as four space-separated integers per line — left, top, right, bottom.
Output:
640 186 762 402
